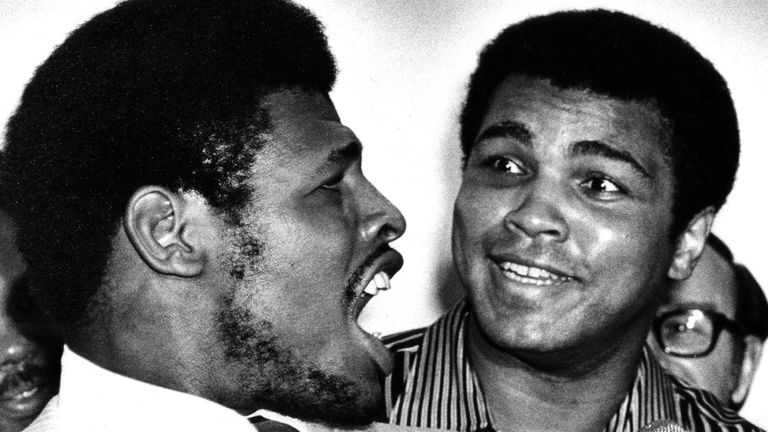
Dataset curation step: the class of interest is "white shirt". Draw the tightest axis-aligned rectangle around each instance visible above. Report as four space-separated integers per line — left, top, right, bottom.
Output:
24 346 258 432
24 347 431 432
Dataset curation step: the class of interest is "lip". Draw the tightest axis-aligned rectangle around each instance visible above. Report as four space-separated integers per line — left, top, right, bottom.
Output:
351 248 404 299
0 357 57 418
348 248 403 375
1 383 52 418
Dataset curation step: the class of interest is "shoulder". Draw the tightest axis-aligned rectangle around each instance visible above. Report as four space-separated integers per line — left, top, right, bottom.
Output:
670 378 764 432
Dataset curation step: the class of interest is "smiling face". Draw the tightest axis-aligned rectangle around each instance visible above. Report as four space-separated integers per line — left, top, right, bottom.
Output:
0 210 60 432
453 75 678 361
204 89 405 424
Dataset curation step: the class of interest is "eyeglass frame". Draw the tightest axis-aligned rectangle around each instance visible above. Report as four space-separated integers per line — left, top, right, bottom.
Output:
651 308 746 358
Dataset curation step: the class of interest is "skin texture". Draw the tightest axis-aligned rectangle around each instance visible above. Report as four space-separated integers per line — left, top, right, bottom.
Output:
209 89 406 422
78 88 405 426
452 75 710 432
648 244 763 408
0 210 59 432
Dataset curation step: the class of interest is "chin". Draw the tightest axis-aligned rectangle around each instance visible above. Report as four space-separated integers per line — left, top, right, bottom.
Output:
264 380 383 426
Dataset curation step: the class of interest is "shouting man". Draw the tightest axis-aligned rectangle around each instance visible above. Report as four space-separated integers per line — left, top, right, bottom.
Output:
2 0 405 430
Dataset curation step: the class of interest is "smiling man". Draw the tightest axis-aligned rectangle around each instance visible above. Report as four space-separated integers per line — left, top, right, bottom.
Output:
386 10 761 432
0 200 61 432
1 0 405 430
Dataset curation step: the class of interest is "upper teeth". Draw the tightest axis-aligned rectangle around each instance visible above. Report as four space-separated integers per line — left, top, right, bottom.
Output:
363 271 391 295
499 262 572 285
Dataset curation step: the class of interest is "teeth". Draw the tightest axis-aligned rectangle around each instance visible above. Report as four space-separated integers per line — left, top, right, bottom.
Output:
512 263 528 276
363 280 378 295
372 332 382 340
363 271 391 296
374 272 390 291
499 261 573 285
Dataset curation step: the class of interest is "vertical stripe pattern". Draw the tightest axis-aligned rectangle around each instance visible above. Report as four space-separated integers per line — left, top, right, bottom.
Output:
384 299 763 432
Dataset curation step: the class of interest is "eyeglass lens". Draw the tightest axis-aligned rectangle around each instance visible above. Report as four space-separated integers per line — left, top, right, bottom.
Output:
660 310 714 356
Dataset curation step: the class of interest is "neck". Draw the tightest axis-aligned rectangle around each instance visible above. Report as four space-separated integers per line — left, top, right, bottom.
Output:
64 287 202 397
467 315 648 432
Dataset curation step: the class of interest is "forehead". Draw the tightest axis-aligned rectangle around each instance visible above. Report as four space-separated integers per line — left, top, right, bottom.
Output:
261 89 355 154
666 245 737 316
242 89 361 194
478 75 670 162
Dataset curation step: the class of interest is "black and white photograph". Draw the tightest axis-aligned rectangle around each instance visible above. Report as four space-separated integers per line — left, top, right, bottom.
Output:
1 1 766 431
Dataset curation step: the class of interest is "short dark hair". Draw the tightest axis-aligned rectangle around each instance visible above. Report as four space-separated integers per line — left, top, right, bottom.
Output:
708 234 768 342
2 0 337 326
460 9 739 236
734 264 768 342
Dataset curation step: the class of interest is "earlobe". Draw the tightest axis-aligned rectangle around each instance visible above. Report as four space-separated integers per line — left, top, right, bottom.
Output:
667 208 715 280
124 186 204 277
731 335 763 407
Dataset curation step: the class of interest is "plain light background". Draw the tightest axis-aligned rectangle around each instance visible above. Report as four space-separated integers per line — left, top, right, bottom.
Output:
1 0 766 427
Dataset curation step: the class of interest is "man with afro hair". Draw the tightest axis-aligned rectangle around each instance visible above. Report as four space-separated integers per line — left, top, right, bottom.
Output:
3 0 406 430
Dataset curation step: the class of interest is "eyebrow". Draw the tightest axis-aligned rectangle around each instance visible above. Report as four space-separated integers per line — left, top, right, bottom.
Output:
316 140 362 175
570 140 652 178
475 121 534 146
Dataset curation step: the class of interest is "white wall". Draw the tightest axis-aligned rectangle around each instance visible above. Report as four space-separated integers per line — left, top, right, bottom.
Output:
1 0 766 427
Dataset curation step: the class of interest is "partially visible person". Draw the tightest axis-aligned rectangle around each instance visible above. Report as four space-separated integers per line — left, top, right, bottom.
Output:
0 193 61 432
649 234 768 410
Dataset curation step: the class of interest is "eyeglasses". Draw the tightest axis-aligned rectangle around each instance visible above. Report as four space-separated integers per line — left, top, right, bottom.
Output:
651 308 744 358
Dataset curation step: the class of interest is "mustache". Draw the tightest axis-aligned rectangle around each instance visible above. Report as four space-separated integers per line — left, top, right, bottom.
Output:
344 244 395 300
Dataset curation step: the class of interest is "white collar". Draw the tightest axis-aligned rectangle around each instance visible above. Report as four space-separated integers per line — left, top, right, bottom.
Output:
250 409 311 432
53 347 426 432
55 346 255 431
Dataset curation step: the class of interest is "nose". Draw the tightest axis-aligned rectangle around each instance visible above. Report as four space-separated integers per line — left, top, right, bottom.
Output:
503 179 568 242
357 181 406 243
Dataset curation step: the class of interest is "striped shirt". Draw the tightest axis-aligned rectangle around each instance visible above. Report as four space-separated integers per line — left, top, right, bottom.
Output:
384 300 763 432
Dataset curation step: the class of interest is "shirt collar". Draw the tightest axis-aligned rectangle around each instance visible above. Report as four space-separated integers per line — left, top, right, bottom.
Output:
421 299 679 432
56 346 255 431
58 347 404 432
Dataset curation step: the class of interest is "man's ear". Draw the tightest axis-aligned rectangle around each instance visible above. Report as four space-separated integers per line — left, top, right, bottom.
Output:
124 186 204 277
731 335 763 407
667 207 715 281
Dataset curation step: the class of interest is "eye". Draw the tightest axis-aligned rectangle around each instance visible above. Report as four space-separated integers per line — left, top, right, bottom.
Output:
487 157 524 174
579 176 623 194
660 313 712 347
319 173 343 190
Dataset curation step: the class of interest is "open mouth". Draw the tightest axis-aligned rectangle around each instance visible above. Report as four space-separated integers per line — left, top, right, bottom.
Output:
349 247 403 375
497 260 574 286
0 357 57 417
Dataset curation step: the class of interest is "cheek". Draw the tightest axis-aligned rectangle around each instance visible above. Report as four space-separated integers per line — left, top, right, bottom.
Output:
452 188 488 271
577 211 670 276
453 184 505 244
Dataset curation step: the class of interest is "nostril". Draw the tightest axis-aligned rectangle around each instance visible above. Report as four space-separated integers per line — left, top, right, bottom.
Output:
359 211 405 243
379 223 401 242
